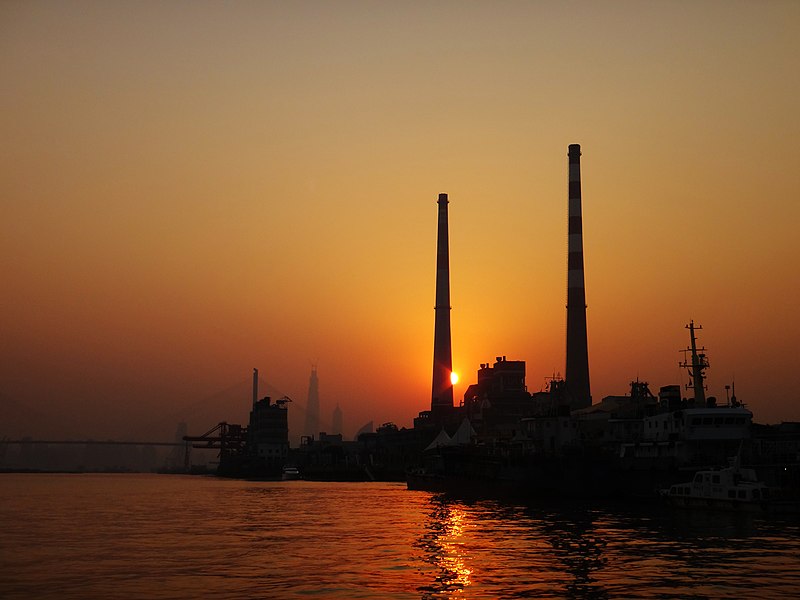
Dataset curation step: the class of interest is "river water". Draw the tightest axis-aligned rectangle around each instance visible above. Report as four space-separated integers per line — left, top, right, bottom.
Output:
1 474 799 599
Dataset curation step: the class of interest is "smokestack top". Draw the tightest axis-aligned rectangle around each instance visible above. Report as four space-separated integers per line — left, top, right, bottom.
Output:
568 144 581 160
438 193 448 204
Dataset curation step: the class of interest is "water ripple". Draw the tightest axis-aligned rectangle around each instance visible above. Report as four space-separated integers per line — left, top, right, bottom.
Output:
1 475 799 599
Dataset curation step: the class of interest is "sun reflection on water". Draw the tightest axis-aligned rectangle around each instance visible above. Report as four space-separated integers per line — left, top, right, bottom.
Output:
438 506 472 591
415 498 474 597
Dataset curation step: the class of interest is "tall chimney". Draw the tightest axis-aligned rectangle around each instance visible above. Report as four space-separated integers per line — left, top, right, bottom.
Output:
252 368 258 407
566 144 591 410
431 193 454 413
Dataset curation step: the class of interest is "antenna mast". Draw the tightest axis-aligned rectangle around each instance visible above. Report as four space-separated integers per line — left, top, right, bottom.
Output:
680 320 708 405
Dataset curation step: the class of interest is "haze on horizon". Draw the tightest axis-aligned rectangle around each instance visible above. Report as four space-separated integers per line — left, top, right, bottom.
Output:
2 1 799 443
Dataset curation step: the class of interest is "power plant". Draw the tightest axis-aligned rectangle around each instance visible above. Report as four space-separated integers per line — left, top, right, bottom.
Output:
173 144 798 504
405 144 791 499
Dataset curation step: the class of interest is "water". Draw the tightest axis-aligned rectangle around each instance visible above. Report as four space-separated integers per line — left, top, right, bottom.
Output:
1 474 799 599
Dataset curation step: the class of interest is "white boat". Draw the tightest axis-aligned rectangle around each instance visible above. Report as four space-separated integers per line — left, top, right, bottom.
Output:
281 466 302 481
663 456 769 511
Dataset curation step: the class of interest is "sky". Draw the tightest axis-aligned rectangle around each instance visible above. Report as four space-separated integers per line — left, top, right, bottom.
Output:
2 1 799 442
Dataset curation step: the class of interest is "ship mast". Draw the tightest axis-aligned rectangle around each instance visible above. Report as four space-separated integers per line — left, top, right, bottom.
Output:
680 320 708 406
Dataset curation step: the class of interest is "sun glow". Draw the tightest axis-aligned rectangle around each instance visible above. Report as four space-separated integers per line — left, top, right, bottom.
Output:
450 372 459 385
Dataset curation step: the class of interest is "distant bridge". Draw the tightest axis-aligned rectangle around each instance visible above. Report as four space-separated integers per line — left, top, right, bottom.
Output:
3 439 184 447
0 439 193 469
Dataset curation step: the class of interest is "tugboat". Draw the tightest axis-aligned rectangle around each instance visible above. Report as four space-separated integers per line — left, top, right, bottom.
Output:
662 453 769 511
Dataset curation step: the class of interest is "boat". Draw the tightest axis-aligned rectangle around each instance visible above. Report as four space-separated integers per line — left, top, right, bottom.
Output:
281 465 302 480
662 455 769 511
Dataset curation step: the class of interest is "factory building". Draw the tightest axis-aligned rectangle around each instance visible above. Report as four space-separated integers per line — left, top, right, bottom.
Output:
248 395 289 468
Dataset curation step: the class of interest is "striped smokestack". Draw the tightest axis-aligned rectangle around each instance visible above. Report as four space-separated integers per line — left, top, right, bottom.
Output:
566 144 591 410
431 193 454 413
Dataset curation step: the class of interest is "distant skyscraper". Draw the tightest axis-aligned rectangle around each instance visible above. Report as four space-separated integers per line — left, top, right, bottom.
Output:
304 366 320 437
332 403 342 436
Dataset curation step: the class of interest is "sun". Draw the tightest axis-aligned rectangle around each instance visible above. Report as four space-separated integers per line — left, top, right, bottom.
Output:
450 372 459 385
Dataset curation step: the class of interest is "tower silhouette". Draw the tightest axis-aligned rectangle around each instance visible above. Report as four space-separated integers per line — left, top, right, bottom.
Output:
303 366 320 437
565 144 591 410
431 193 454 413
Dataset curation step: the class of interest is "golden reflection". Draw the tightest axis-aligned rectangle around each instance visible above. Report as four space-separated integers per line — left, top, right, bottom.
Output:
416 498 473 597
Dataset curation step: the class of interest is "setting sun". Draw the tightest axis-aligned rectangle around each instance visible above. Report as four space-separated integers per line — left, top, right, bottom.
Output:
450 372 459 385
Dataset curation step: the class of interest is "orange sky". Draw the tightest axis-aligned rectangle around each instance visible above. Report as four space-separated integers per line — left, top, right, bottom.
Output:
2 1 799 441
